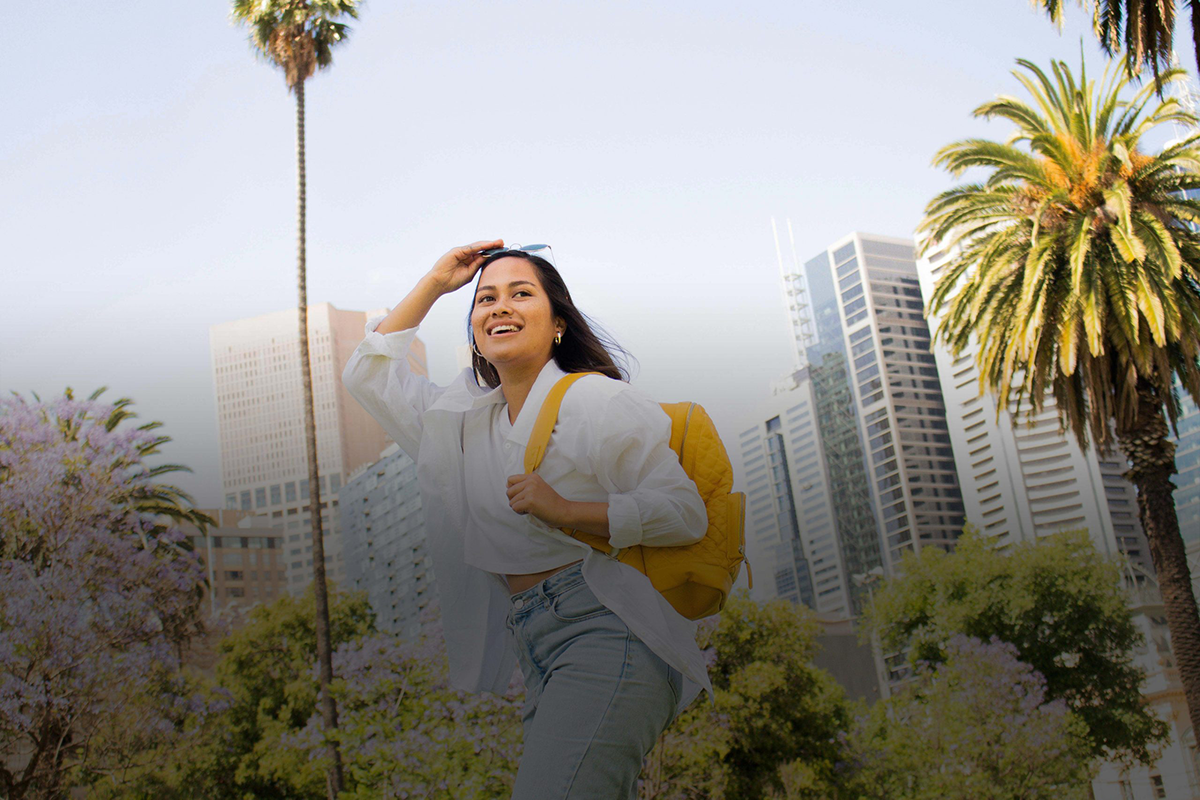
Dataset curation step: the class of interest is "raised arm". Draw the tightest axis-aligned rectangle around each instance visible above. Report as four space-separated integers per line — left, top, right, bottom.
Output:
341 239 504 459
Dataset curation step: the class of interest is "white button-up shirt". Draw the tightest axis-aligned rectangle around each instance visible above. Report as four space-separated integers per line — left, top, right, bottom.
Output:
341 315 716 719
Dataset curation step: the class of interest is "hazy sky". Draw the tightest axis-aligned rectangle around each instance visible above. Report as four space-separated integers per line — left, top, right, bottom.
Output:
2 1 1177 507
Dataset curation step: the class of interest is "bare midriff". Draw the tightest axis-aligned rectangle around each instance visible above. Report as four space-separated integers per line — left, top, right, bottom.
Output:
506 558 584 595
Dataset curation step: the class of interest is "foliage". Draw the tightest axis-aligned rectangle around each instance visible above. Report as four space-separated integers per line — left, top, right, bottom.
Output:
850 635 1093 800
865 527 1167 763
296 613 525 800
1033 0 1200 83
0 389 209 799
230 0 361 91
101 600 525 799
640 591 855 800
918 54 1200 453
111 588 375 799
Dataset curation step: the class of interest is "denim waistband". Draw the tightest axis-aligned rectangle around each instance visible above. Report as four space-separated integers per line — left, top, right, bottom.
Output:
508 559 585 606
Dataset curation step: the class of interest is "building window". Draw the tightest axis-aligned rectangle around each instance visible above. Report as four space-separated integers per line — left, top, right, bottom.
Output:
255 488 267 508
270 484 282 505
225 493 237 510
240 490 251 511
286 482 297 502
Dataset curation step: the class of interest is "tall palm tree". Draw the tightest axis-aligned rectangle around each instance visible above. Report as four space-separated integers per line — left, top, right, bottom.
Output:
918 55 1200 736
230 1 361 794
1034 0 1200 85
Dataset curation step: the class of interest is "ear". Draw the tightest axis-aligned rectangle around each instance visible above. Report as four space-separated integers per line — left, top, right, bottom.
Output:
554 315 566 335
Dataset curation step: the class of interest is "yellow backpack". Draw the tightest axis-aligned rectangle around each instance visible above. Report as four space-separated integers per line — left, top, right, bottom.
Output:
523 372 752 621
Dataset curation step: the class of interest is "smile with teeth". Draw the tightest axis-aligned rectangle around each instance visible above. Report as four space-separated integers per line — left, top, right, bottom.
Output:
488 323 522 336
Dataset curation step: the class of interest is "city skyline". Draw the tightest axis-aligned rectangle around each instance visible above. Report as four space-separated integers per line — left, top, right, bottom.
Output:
1 1 1138 509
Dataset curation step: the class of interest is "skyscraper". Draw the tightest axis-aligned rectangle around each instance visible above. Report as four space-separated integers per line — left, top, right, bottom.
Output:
739 228 962 615
915 244 1153 578
209 302 425 593
340 442 436 641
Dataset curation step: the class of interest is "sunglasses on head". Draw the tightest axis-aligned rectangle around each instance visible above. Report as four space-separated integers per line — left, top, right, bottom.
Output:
477 243 555 264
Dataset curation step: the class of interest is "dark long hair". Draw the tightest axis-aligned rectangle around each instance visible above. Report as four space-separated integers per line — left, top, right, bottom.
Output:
466 250 634 389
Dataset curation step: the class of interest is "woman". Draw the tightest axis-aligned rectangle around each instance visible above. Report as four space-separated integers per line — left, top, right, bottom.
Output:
341 239 715 799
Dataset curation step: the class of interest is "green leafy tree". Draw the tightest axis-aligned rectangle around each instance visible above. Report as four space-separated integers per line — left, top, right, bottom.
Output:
640 591 855 800
116 588 375 799
917 53 1200 740
865 528 1167 763
228 2 363 791
1033 0 1200 84
304 614 524 799
850 635 1093 800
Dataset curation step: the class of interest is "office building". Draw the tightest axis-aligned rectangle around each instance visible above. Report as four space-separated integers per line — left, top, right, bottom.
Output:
341 442 436 640
210 302 425 593
178 508 288 614
915 245 1154 578
1176 392 1200 542
738 228 962 616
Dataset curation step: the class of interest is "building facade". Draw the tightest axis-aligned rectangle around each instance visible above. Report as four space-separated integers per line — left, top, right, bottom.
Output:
738 229 962 616
209 302 423 594
178 508 288 614
915 245 1154 578
340 442 436 641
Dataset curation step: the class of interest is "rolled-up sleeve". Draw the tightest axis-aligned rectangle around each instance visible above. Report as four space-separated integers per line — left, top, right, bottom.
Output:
586 388 708 549
340 314 446 461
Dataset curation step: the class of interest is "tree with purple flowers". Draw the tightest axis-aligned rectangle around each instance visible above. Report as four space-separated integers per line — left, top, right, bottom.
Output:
0 388 210 799
865 527 1167 765
849 636 1094 800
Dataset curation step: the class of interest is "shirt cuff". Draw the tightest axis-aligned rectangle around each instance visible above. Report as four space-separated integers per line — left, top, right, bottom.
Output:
361 314 420 360
606 494 643 550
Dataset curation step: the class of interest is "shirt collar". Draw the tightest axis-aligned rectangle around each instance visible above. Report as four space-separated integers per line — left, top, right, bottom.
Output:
505 358 569 447
425 359 571 449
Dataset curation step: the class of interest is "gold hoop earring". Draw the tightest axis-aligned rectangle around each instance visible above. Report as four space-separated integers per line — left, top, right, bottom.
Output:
554 331 563 345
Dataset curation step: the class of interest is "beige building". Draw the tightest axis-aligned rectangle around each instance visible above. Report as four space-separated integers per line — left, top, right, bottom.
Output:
1091 581 1200 799
209 302 427 594
179 508 288 615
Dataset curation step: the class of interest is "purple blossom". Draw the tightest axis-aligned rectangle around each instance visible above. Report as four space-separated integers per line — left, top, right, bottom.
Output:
0 392 208 798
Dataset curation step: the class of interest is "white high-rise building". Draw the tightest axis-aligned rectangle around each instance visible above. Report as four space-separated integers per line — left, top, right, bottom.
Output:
341 442 435 641
738 375 838 614
738 228 963 617
915 246 1153 578
210 302 426 593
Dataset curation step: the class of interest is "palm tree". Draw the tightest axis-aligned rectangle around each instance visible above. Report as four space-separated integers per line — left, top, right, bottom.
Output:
1034 0 1200 85
229 1 361 794
918 55 1200 736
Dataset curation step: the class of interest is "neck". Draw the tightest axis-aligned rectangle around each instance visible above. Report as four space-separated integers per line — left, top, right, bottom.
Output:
496 356 553 424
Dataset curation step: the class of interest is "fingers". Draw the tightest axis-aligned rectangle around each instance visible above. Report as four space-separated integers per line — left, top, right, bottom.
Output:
464 239 504 255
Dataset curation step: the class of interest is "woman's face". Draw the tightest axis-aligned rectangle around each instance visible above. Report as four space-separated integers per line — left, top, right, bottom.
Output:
470 257 564 372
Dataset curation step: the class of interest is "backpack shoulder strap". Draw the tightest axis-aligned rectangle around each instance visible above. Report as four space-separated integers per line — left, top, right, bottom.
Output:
523 371 604 473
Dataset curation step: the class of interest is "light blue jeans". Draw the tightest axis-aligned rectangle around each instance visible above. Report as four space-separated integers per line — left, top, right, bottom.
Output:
504 560 684 799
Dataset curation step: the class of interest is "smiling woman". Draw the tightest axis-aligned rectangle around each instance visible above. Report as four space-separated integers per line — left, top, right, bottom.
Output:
341 240 715 798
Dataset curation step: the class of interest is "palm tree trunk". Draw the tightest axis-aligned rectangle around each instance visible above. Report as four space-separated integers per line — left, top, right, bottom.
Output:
1118 381 1200 738
295 77 345 797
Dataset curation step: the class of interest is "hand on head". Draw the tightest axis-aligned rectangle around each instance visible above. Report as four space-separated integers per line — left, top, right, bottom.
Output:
430 239 504 294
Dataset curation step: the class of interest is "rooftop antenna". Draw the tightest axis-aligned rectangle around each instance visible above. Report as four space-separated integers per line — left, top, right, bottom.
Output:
771 216 817 373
